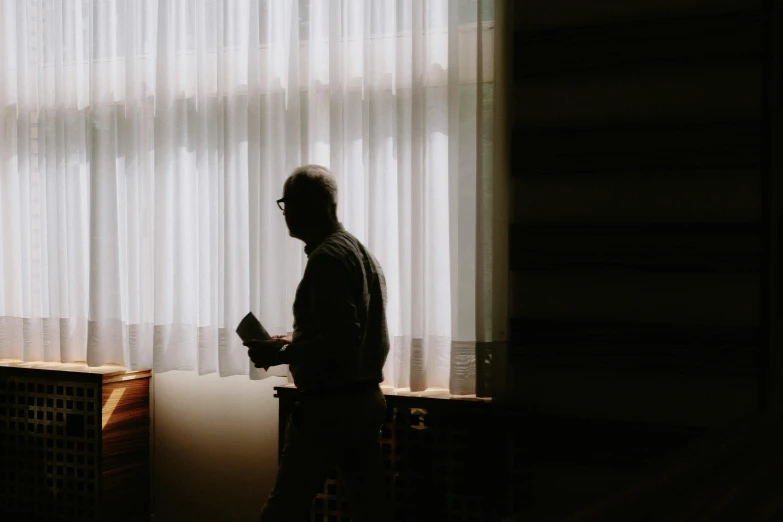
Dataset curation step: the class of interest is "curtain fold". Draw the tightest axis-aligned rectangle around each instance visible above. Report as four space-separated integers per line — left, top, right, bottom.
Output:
0 0 495 393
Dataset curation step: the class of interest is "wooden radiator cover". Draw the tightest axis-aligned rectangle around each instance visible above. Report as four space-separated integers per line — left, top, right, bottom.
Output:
0 361 151 522
274 385 533 522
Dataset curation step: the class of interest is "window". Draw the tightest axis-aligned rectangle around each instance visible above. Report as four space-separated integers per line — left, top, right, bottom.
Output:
0 0 498 395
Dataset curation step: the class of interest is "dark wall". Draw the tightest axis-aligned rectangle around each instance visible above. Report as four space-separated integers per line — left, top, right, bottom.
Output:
507 0 767 426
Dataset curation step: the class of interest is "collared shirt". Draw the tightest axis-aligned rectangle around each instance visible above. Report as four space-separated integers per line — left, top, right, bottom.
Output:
280 223 390 392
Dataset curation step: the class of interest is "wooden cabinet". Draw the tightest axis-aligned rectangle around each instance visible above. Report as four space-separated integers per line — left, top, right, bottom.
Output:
274 385 533 522
0 362 151 522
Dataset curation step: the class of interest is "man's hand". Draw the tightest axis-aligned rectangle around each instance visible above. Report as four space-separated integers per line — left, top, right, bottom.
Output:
244 337 290 369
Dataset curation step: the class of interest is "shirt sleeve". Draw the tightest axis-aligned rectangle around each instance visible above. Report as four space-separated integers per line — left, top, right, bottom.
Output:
278 254 362 365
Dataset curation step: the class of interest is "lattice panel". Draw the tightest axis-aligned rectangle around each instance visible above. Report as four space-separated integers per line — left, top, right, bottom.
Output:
309 404 532 522
309 407 395 522
312 476 352 522
0 376 101 522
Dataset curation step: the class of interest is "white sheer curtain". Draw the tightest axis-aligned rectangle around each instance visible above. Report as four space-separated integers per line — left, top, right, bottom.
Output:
0 0 494 393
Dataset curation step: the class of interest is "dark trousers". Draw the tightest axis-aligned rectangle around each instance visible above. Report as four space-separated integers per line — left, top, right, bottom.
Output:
260 385 393 522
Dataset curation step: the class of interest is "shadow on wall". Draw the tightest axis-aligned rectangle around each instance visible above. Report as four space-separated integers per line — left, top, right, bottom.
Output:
153 371 287 522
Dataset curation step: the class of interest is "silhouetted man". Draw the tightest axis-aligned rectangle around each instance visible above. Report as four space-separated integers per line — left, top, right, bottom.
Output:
244 165 392 522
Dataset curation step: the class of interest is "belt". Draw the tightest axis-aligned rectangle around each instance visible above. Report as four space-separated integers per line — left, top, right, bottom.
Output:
298 380 380 398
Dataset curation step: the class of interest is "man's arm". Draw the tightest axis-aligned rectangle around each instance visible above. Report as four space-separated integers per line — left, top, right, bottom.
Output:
278 254 362 365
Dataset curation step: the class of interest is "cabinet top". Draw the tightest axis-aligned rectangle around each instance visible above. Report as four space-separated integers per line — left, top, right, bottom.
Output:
0 360 151 383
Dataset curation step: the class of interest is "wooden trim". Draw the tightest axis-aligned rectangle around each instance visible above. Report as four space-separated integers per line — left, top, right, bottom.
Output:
100 378 151 521
101 370 151 385
0 363 150 385
494 0 511 345
514 10 763 79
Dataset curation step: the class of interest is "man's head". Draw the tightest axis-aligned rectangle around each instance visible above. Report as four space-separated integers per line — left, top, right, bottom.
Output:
279 164 339 241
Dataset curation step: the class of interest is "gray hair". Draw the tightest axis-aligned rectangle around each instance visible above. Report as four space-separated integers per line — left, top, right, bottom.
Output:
284 164 338 215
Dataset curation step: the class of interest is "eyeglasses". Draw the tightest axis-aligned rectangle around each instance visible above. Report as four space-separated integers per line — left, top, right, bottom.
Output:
276 198 286 211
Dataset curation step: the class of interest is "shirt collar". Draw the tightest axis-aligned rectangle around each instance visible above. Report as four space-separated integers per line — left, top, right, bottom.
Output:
304 222 344 257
